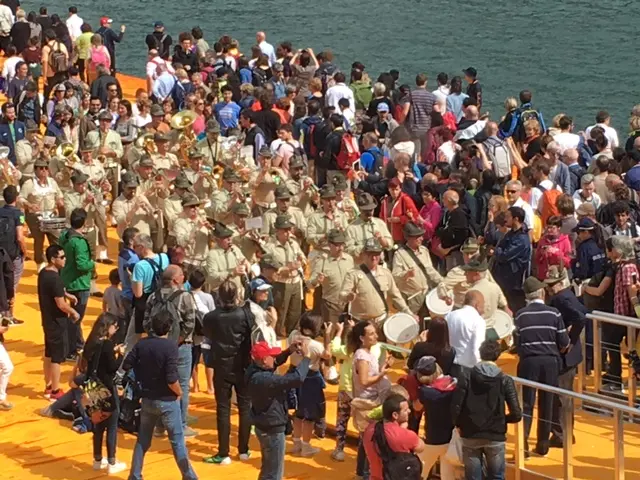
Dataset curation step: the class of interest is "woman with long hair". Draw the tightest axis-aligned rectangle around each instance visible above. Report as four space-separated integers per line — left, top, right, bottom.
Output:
82 313 126 474
407 318 456 375
446 76 469 122
87 33 111 85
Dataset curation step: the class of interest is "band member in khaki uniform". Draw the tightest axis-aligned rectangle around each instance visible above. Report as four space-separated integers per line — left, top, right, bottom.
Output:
172 193 214 276
346 192 393 262
19 158 64 266
307 185 349 260
183 150 215 201
135 156 168 250
307 229 354 324
250 146 284 217
15 119 41 185
151 132 180 171
438 238 497 308
264 214 306 337
339 238 413 326
262 185 307 240
164 173 193 231
0 146 21 203
63 172 104 259
205 222 249 297
196 120 222 166
206 168 243 225
461 258 510 328
229 201 264 264
392 222 443 317
85 110 124 199
333 174 359 223
112 172 156 239
285 155 317 217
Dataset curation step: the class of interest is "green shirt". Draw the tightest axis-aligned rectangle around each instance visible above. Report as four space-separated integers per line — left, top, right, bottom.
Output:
75 32 93 60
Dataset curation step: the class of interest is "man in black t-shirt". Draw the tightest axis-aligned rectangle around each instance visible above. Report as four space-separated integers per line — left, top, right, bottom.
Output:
37 245 80 402
463 67 483 111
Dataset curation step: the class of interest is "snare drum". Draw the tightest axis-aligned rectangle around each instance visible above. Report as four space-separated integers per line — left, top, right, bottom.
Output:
491 310 514 339
38 217 66 233
383 313 420 344
425 288 453 318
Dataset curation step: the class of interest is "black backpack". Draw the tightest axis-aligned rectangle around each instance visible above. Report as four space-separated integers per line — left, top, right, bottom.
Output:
0 213 19 260
252 68 268 88
373 421 423 480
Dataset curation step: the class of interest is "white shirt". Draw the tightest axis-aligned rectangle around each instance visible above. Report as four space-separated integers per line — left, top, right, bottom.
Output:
446 305 486 369
432 85 450 104
573 190 602 210
325 83 355 112
454 119 487 141
66 14 84 41
553 131 581 153
512 197 534 231
586 123 619 149
2 56 21 84
531 179 561 213
146 58 175 82
258 40 276 66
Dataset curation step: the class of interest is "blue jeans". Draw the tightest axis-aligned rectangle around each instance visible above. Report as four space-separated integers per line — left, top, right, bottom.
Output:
128 398 197 480
356 433 370 479
177 344 192 427
93 393 119 462
461 438 506 480
68 290 90 352
255 429 285 480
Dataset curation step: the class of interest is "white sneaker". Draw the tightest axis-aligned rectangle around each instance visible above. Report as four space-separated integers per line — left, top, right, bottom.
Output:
331 449 345 461
107 461 127 474
289 439 302 455
327 366 339 381
239 452 251 461
218 456 232 465
93 459 108 470
300 443 321 457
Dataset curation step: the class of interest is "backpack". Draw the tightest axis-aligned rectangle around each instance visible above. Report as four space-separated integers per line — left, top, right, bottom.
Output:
364 147 384 177
538 183 562 226
89 46 109 68
484 137 512 179
145 290 185 342
305 121 321 159
49 41 68 74
516 108 541 141
118 371 142 434
252 68 268 88
153 33 169 58
278 140 308 167
336 131 360 171
0 213 18 260
373 421 423 480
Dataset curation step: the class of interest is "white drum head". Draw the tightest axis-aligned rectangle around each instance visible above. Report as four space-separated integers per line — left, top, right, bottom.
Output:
383 313 420 344
426 288 453 317
492 310 514 339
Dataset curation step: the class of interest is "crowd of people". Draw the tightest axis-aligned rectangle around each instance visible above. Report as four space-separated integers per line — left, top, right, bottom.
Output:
0 3 639 480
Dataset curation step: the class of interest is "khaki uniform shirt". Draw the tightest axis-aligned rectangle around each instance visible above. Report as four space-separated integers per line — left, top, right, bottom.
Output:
438 267 498 309
392 245 443 313
205 244 247 293
468 276 508 325
63 190 104 229
340 265 412 320
250 168 283 208
163 193 184 229
206 188 240 225
285 177 316 217
338 197 360 223
346 217 393 260
49 156 73 193
196 137 222 166
172 214 212 264
229 224 263 264
308 251 354 305
15 139 35 180
20 177 62 214
137 176 164 210
85 129 124 163
307 209 349 253
75 159 106 185
111 194 153 237
184 168 215 200
262 206 307 239
152 152 180 172
264 237 305 284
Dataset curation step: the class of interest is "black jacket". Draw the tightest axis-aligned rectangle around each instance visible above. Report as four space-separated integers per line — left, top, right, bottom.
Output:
0 247 14 313
548 288 587 369
451 362 522 441
436 206 470 249
90 73 122 107
202 303 253 378
246 353 310 433
10 21 31 53
320 128 344 170
172 45 199 75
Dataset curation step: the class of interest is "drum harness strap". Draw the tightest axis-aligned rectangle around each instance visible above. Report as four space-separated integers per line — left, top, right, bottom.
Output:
399 245 429 282
359 264 389 315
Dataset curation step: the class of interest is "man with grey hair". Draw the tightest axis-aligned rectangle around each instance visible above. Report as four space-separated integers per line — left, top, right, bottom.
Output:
144 263 198 437
572 173 601 210
504 179 534 233
454 105 487 141
545 140 571 194
561 147 584 195
514 276 569 456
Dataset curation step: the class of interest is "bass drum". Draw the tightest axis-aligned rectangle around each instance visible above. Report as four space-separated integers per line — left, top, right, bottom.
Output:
425 288 453 318
383 313 420 344
492 310 514 339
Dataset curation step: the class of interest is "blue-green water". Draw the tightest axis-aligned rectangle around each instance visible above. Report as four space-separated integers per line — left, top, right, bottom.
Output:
28 0 638 132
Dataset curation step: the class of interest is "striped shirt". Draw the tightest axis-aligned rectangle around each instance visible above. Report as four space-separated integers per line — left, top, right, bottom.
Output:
406 88 436 136
514 300 570 358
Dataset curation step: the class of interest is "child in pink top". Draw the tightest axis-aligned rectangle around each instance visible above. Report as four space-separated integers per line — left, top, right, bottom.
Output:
534 215 572 280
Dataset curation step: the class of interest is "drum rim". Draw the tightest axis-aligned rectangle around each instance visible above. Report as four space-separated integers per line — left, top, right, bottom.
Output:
384 312 420 343
425 288 453 315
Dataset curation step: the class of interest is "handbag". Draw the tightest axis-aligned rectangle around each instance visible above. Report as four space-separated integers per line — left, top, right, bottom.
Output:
444 428 464 467
80 342 115 424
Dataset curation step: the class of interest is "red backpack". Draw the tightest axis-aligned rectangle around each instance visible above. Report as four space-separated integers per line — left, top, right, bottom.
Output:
336 132 360 171
539 183 562 226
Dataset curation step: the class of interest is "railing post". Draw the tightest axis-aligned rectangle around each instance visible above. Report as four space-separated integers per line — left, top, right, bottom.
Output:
593 316 602 393
514 383 524 480
627 325 637 409
577 329 586 403
613 409 625 480
563 395 574 480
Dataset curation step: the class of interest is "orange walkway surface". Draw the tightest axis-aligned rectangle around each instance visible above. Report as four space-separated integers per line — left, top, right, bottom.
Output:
1 71 640 480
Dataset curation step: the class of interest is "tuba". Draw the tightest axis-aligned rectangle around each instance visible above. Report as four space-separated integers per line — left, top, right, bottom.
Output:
170 110 198 165
135 132 157 156
56 142 80 169
0 146 16 186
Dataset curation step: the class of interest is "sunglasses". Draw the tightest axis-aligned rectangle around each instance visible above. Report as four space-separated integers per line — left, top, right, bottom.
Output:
36 166 49 170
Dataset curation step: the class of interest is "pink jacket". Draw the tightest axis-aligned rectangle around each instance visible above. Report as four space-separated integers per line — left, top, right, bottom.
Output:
534 234 572 280
418 200 443 242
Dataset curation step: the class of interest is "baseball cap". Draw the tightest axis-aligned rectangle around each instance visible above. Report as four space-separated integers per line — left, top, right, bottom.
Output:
463 67 477 78
154 21 164 28
251 341 282 361
415 356 437 376
377 103 390 113
251 278 272 292
100 16 112 26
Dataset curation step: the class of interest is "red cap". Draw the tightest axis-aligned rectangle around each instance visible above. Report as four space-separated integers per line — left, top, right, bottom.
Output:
100 17 112 26
251 341 282 361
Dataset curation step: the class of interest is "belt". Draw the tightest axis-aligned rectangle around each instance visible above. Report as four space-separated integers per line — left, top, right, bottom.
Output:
353 313 387 324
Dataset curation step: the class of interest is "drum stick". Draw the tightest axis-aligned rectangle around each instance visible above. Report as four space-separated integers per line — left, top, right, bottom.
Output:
406 291 422 301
